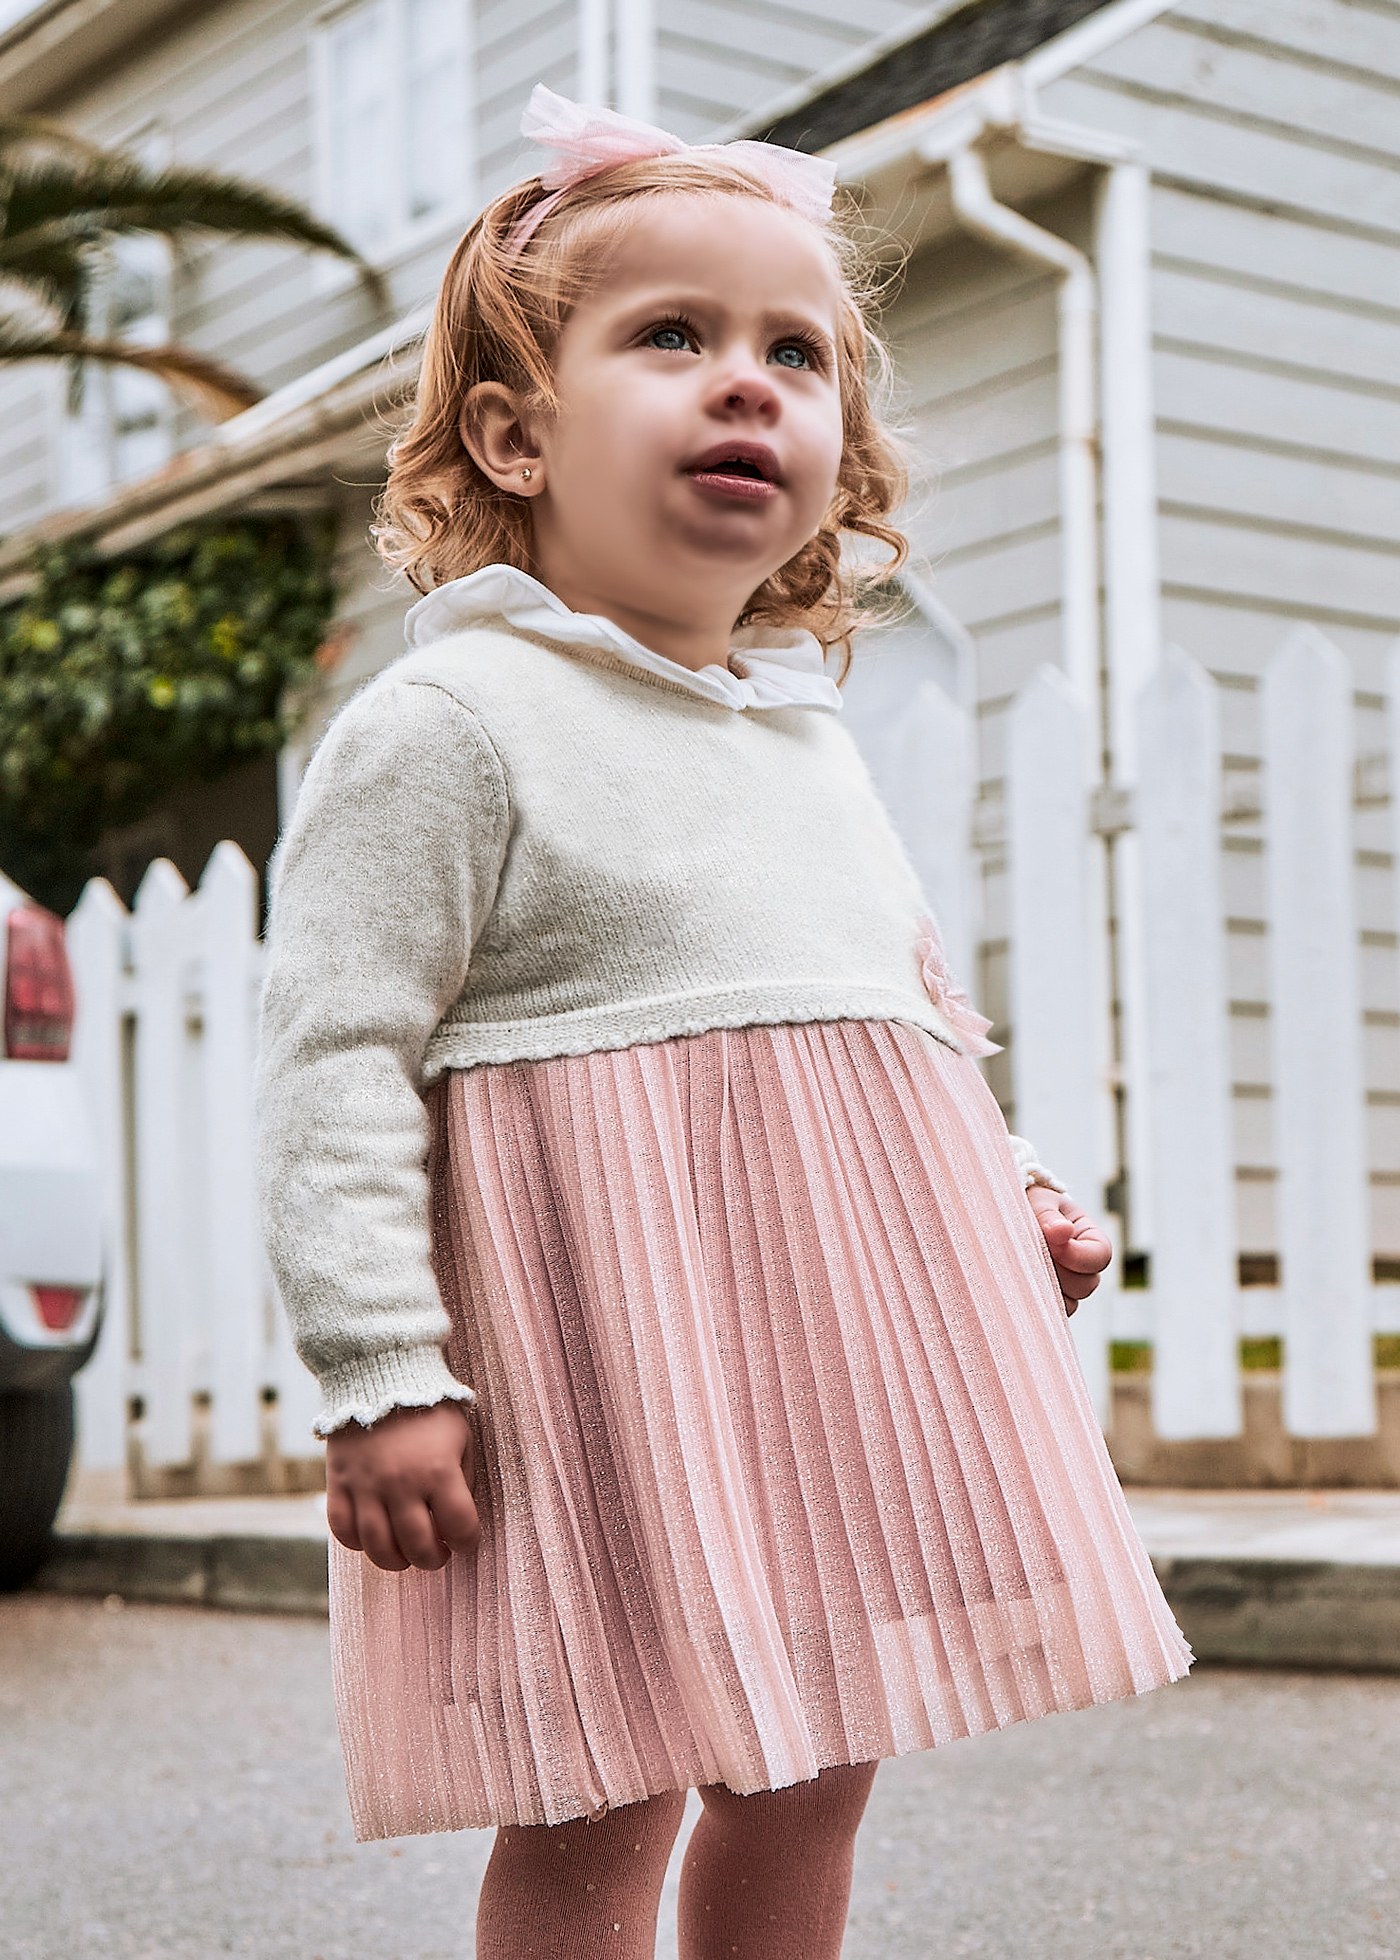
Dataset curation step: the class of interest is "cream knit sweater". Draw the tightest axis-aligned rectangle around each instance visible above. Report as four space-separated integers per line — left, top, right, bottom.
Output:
254 576 1066 1440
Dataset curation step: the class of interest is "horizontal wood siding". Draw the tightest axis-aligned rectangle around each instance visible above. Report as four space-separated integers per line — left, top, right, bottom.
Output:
476 0 578 198
1033 0 1400 1257
655 0 933 140
0 365 51 532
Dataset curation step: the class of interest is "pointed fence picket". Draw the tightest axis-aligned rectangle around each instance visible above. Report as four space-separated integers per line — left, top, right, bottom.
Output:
1133 646 1240 1441
57 620 1400 1496
857 674 983 986
128 859 195 1468
65 845 319 1496
1129 646 1239 1442
199 843 268 1466
1261 628 1377 1438
1004 664 1116 1426
66 877 131 1484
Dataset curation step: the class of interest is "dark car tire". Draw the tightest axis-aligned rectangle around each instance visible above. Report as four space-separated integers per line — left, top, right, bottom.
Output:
0 1383 75 1591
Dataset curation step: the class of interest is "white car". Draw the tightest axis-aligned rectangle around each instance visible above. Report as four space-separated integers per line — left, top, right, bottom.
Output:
0 871 107 1589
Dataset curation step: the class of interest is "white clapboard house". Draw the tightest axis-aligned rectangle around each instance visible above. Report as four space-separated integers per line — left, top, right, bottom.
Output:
2 0 1399 1492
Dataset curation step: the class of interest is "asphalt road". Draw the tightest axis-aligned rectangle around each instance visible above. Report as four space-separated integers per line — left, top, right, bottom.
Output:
2 1592 1396 1959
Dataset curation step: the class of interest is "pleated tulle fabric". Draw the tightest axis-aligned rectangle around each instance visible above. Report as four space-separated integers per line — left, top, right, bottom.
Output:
327 1019 1193 1840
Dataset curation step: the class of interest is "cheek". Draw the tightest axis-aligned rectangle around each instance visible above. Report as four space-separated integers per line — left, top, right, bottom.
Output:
797 400 847 511
557 376 678 489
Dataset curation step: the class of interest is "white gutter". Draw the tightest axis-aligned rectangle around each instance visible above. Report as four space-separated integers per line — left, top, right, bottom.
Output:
1023 0 1182 89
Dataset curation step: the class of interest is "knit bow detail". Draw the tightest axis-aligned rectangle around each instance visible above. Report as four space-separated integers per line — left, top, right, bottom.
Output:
913 913 1002 1057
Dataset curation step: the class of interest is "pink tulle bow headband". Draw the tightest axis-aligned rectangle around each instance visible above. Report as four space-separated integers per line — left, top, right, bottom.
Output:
503 83 838 256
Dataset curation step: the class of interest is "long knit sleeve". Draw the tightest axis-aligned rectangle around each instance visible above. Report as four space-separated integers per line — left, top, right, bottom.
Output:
254 676 512 1440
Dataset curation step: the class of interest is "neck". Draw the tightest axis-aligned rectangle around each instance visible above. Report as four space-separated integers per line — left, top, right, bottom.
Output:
528 560 746 675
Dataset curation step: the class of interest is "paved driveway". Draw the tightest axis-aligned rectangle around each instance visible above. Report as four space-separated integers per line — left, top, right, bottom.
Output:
2 1593 1396 1958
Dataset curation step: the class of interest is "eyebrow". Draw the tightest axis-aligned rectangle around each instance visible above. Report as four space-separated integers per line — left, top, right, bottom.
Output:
614 291 837 351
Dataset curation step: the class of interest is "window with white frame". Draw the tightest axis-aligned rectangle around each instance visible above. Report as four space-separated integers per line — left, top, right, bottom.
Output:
54 123 175 507
314 0 473 264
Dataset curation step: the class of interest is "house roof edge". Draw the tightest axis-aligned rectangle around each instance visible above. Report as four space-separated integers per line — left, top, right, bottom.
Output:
0 307 429 593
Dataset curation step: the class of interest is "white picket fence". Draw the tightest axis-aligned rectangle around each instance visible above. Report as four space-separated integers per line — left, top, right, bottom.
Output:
63 629 1400 1493
67 845 321 1496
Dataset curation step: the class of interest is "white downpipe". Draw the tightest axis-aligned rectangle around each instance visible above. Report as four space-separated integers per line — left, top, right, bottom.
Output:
613 0 655 121
576 0 610 107
942 141 1101 724
1093 159 1159 785
1093 157 1162 1253
937 125 1123 1347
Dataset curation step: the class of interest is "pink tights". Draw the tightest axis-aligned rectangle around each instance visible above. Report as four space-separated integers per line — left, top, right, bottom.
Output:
475 1759 879 1959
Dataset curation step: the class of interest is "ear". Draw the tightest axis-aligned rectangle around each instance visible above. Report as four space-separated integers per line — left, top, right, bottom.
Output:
458 382 543 496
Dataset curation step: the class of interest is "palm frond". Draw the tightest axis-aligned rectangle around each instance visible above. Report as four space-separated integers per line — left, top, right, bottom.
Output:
0 316 264 421
0 238 88 329
0 114 114 167
0 155 389 304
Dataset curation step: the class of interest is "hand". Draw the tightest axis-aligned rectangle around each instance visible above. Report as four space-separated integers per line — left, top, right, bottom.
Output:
325 1400 481 1572
1026 1186 1112 1318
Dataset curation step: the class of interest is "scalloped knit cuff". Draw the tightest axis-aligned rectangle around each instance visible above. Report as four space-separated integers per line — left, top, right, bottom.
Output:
1023 1164 1069 1194
310 1347 478 1442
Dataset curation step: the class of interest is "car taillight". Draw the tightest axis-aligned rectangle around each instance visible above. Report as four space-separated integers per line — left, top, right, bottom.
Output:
4 905 75 1061
32 1285 86 1331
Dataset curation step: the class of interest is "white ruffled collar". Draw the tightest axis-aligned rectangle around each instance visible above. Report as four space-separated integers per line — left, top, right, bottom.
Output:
402 563 843 714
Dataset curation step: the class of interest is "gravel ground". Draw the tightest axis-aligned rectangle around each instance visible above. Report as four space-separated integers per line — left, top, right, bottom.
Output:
2 1591 1396 1959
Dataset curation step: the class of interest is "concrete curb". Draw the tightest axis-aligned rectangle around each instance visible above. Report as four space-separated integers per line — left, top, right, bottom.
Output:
1154 1555 1400 1672
25 1509 1400 1671
32 1529 329 1616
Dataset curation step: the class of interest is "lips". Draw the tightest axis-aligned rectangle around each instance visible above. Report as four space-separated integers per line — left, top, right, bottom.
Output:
682 439 783 486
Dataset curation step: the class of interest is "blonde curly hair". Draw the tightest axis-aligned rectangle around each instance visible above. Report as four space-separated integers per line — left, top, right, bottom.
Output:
370 147 915 680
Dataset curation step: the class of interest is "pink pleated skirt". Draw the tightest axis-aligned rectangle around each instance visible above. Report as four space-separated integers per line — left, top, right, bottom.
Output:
327 1017 1192 1840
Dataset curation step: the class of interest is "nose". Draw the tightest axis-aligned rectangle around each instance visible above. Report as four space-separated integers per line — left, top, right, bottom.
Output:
710 346 780 419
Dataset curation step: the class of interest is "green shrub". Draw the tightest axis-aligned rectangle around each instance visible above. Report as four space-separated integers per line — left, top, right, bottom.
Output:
0 513 338 913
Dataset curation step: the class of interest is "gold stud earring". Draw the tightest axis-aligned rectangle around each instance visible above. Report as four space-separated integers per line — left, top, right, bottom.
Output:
520 467 533 480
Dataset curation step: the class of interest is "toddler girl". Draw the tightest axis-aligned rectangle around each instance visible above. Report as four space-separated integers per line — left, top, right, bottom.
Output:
254 83 1193 1960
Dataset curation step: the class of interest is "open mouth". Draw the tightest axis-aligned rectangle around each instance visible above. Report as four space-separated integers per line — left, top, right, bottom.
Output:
703 457 767 480
683 443 782 487
683 447 782 501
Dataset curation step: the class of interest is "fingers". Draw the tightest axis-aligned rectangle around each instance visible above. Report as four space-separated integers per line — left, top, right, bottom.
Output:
335 1483 478 1574
1025 1188 1113 1320
326 1485 363 1555
1055 1230 1113 1275
1058 1269 1098 1317
428 1464 482 1556
1028 1190 1113 1275
354 1492 413 1572
324 1402 482 1573
385 1486 454 1571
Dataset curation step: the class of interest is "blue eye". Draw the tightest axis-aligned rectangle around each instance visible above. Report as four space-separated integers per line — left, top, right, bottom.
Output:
642 314 827 371
647 320 695 352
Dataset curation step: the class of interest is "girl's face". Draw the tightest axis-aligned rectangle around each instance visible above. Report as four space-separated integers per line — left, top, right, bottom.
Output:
467 192 847 665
